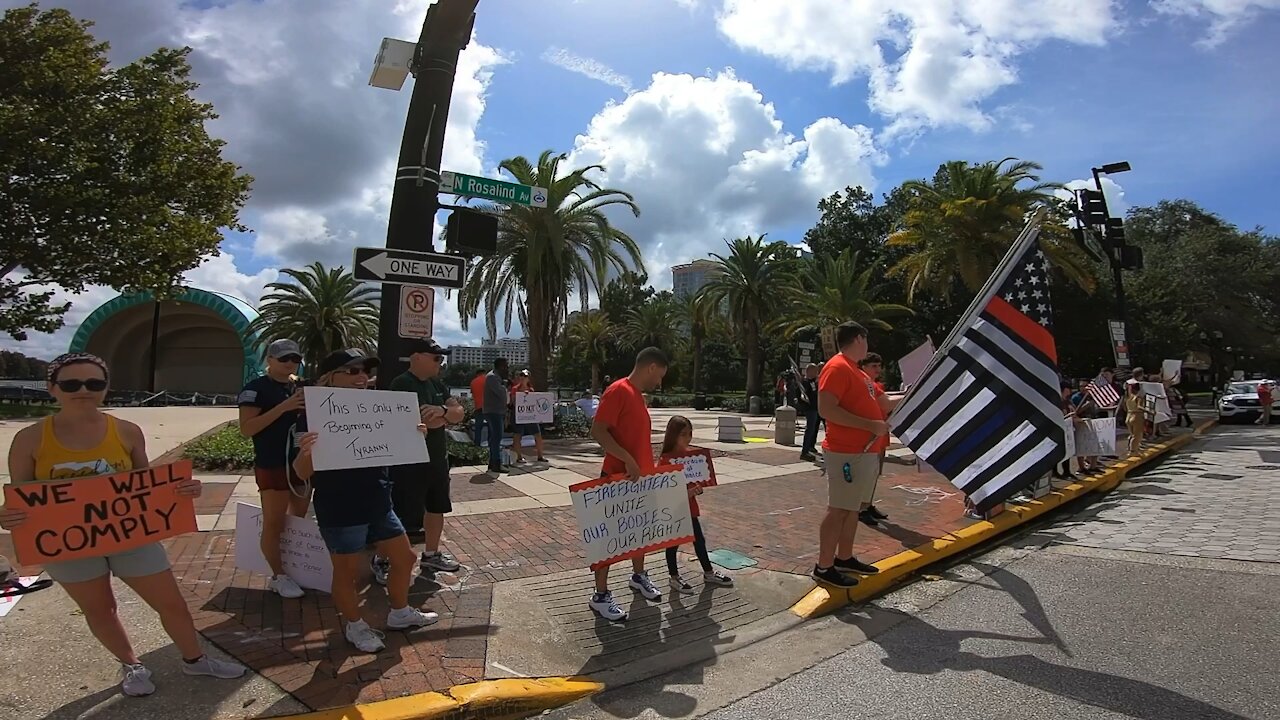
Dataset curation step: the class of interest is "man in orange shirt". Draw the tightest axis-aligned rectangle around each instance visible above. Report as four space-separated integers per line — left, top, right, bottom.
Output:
587 346 669 621
814 322 898 588
469 369 487 447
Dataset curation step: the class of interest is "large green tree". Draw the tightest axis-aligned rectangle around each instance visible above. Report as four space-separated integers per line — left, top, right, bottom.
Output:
675 291 721 394
804 185 910 264
887 158 1091 301
773 249 912 337
622 291 682 355
0 5 251 341
458 151 642 391
565 309 617 393
247 263 379 367
699 235 798 399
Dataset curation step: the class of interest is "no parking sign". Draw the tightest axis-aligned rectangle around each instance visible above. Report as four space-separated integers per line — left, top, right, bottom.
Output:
398 284 435 339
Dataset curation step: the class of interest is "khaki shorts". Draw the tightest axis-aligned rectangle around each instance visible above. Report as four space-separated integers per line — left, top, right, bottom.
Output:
42 543 171 584
823 451 880 510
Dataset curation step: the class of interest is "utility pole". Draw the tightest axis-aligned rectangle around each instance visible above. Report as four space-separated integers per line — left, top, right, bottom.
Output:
1092 167 1128 333
373 0 478 388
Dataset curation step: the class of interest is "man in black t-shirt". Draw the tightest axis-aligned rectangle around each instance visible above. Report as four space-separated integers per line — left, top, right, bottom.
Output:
238 338 311 599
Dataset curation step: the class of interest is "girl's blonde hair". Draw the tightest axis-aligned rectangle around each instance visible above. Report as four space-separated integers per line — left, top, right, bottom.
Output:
661 415 693 456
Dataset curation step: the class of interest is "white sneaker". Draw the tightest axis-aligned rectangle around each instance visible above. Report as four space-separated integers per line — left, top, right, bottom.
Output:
669 575 696 594
181 654 247 679
387 606 439 629
629 572 661 601
269 574 304 599
589 591 627 621
344 619 386 653
120 663 155 697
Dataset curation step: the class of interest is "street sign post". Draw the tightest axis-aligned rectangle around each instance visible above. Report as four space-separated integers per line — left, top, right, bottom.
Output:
353 247 465 289
440 170 547 208
398 285 435 339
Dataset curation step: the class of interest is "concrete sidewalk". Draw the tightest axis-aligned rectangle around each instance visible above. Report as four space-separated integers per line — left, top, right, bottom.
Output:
0 405 1211 718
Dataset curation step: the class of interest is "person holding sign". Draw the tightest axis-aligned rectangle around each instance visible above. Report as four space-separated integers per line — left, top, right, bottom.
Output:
587 347 670 621
659 416 733 593
291 349 440 654
813 322 895 589
237 338 310 600
1 353 245 696
384 339 465 581
509 370 547 465
1124 379 1146 457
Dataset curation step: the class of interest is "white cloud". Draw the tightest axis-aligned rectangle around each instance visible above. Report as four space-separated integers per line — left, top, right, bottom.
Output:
542 47 634 93
1151 0 1280 47
714 0 1117 135
2 0 505 356
567 69 884 289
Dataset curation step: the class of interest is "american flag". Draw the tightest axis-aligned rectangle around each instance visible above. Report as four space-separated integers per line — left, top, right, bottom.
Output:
1086 376 1121 409
890 217 1065 512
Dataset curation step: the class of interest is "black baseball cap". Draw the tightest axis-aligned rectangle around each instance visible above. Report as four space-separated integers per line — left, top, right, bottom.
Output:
318 348 379 376
404 338 450 356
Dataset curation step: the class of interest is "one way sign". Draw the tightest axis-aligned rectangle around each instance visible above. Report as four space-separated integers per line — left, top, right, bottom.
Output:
352 247 466 289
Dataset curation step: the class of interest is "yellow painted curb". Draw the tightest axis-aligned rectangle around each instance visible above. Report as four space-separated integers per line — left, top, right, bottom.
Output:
790 420 1216 619
275 676 603 720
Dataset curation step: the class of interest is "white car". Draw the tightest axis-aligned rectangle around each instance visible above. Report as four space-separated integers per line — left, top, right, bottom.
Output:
1217 381 1278 423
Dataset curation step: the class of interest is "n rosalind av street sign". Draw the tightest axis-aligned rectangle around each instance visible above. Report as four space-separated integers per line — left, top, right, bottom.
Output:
440 170 548 208
353 247 466 289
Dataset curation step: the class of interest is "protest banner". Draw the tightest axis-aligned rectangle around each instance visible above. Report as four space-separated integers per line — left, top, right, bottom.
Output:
514 391 555 424
569 466 694 571
665 448 717 488
233 503 333 592
1140 382 1172 423
303 386 428 471
1162 359 1183 384
897 338 935 391
1063 416 1076 460
1075 417 1117 456
3 460 198 566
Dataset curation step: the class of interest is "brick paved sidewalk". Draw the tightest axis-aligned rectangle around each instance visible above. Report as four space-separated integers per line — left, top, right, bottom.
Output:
2 454 971 712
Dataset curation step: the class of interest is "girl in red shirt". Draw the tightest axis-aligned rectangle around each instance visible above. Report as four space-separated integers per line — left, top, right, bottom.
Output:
660 416 733 593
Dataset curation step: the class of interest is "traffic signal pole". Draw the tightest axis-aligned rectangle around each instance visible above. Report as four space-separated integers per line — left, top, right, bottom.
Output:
375 0 478 388
1092 167 1129 336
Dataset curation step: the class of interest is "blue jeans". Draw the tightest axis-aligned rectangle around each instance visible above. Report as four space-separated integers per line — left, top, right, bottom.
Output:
484 412 505 468
473 412 487 446
802 410 820 454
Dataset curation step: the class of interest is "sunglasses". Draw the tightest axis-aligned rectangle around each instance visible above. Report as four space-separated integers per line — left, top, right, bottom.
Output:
276 355 302 364
336 365 371 376
55 379 108 392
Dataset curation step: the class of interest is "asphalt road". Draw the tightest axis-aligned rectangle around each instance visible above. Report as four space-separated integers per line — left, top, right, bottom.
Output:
557 426 1280 720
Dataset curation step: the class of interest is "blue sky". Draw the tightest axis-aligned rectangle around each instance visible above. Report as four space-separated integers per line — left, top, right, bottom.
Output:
12 0 1280 360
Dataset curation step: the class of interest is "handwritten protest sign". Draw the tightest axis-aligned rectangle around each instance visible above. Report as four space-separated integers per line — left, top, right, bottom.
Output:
1140 382 1172 423
514 391 555 424
1074 417 1116 456
665 448 717 488
3 461 198 566
303 386 428 471
897 339 935 391
233 503 332 592
1162 359 1182 384
1062 416 1076 460
569 466 695 571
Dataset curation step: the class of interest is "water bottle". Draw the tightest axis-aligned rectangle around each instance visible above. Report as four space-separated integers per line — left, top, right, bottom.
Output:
842 462 853 484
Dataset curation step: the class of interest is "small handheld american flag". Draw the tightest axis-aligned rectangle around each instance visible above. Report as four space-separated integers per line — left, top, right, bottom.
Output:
1085 376 1121 410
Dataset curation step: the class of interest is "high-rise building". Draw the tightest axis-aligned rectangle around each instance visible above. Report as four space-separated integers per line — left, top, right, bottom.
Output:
447 336 530 369
671 259 720 298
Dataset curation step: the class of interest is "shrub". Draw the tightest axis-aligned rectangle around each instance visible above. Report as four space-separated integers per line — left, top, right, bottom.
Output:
184 423 254 471
446 437 488 465
647 393 695 408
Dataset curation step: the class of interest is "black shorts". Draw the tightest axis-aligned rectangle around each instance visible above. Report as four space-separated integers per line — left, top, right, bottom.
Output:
389 459 452 524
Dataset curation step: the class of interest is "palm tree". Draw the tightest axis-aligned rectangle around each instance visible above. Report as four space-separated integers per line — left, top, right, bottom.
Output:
622 294 682 354
247 262 379 366
458 150 642 391
699 235 799 400
675 292 719 394
565 310 616 393
773 249 913 337
887 157 1093 300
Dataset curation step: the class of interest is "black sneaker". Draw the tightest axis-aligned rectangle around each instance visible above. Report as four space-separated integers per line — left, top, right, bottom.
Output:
867 504 888 520
488 465 508 474
812 565 859 588
834 556 880 575
800 451 817 462
858 509 881 527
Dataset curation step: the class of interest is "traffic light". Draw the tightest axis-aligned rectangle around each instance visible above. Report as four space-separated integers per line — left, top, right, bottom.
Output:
444 207 497 256
1120 245 1144 271
1105 217 1126 246
1077 189 1108 228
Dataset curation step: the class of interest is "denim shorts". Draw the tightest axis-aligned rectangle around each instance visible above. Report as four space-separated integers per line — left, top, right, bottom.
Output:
318 509 406 555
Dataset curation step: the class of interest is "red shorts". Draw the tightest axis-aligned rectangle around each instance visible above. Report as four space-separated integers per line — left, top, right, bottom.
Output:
255 466 303 492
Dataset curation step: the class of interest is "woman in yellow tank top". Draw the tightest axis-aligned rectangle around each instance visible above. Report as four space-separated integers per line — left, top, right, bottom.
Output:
0 353 245 697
